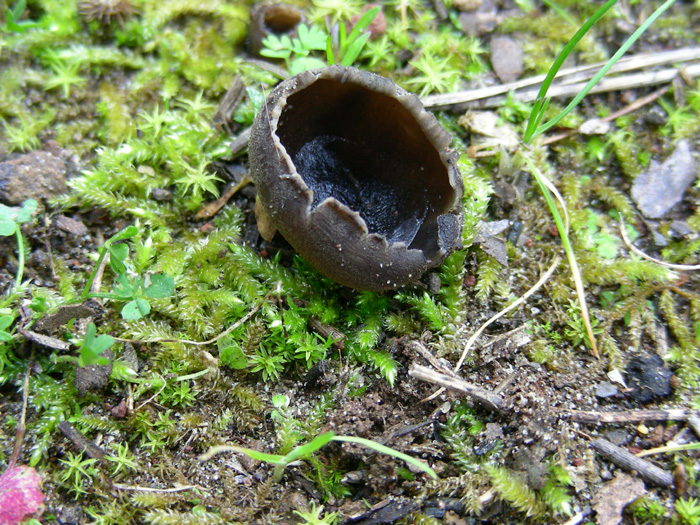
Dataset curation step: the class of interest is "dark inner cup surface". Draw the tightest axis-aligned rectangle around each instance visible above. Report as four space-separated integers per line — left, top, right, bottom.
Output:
276 78 455 250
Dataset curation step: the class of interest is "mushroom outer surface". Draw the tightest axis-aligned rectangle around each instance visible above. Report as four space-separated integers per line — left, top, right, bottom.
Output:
248 66 464 291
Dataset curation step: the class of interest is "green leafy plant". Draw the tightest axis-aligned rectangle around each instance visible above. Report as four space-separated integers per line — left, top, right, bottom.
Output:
43 60 86 99
564 299 603 350
81 225 138 300
260 8 379 74
675 497 700 525
2 0 41 33
80 225 175 319
105 442 139 477
260 23 328 74
201 430 437 483
294 502 340 525
326 7 380 67
0 315 14 343
96 272 175 320
1 111 54 152
59 451 99 498
55 322 114 367
0 199 38 291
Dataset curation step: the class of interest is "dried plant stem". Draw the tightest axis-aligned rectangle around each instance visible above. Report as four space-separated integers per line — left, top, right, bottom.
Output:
408 364 504 412
7 349 34 470
421 255 559 403
590 438 673 486
113 483 204 493
542 85 669 145
567 408 695 424
422 47 700 110
524 155 599 358
619 215 700 271
194 176 252 220
456 255 562 372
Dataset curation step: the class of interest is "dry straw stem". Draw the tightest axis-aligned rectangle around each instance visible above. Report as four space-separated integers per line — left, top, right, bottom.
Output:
567 408 696 424
524 155 599 358
421 254 560 402
113 483 204 493
409 363 505 412
422 47 700 110
619 215 700 271
455 255 562 374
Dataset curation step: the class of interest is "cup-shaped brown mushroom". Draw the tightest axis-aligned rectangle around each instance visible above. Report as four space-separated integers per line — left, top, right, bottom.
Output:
248 66 464 291
248 3 304 57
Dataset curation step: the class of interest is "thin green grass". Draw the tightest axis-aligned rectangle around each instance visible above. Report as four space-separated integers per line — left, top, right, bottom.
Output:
524 0 677 143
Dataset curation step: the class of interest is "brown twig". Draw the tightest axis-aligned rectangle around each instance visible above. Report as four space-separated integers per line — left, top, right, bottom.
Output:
308 317 346 351
406 340 455 376
566 408 695 425
7 349 35 470
58 421 107 463
113 483 204 493
212 75 245 133
409 363 505 412
194 176 252 220
229 127 252 157
590 438 673 487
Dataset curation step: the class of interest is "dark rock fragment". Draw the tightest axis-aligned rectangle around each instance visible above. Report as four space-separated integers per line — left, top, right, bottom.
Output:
54 215 88 236
625 354 673 403
0 151 67 205
74 349 114 394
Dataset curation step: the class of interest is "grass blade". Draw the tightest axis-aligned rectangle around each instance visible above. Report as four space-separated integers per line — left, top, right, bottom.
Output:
523 0 618 143
527 0 676 141
522 154 599 358
333 436 437 478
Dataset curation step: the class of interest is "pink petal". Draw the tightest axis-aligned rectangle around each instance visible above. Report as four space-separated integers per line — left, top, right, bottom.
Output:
0 466 46 525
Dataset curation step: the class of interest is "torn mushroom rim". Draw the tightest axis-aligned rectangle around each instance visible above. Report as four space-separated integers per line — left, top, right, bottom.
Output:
264 71 461 255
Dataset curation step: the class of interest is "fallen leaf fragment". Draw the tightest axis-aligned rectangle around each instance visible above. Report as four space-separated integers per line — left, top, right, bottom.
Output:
0 466 46 525
592 472 645 525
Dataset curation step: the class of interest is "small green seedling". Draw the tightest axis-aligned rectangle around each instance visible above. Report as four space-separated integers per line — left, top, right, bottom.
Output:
200 430 437 483
2 0 42 33
74 322 114 367
260 8 379 75
261 23 327 75
81 225 139 300
326 7 380 67
0 199 38 291
80 225 175 319
107 272 175 320
55 322 114 367
0 314 14 343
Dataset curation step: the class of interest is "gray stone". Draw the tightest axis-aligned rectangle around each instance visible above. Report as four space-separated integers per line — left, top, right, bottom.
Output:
54 215 88 236
74 349 113 394
595 381 619 398
0 151 67 205
631 140 698 218
490 36 524 83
